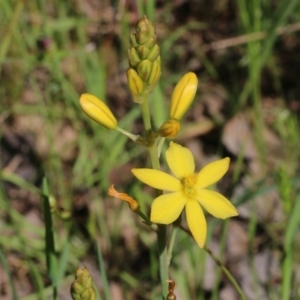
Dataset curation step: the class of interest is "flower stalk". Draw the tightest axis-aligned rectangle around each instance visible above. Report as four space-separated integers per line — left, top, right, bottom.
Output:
79 14 242 300
140 93 169 298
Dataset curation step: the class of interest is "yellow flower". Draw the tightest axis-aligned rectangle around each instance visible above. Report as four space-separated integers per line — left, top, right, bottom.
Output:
131 142 238 248
170 72 198 120
79 93 117 129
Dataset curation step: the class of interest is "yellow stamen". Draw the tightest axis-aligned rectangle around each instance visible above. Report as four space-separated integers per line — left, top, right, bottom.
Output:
182 174 197 197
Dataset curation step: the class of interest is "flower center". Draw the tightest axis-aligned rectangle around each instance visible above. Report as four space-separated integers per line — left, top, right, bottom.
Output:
181 173 197 197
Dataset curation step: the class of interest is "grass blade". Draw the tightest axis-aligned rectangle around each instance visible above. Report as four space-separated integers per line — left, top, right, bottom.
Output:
96 240 112 300
42 177 58 300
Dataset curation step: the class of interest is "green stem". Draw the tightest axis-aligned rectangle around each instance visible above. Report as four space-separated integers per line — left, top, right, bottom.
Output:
141 94 168 299
179 225 247 300
167 226 178 266
141 95 152 132
203 246 246 300
116 126 140 142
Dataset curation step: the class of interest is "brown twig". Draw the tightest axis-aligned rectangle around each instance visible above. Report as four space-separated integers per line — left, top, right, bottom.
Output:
202 22 300 52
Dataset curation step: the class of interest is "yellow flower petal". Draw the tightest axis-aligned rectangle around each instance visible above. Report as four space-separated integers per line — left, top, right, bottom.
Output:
196 157 230 188
150 192 186 224
79 93 117 129
170 72 198 120
166 142 195 179
186 200 207 248
131 168 181 191
196 189 238 219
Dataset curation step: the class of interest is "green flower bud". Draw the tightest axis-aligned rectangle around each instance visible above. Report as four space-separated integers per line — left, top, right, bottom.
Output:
49 195 57 213
137 60 152 82
135 30 148 45
146 44 160 62
57 208 72 220
128 48 141 67
70 267 96 300
72 281 85 295
144 36 156 49
135 16 154 44
137 45 150 59
130 33 138 47
81 288 96 300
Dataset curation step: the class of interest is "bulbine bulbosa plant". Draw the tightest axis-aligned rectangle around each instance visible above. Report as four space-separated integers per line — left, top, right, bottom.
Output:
76 16 244 300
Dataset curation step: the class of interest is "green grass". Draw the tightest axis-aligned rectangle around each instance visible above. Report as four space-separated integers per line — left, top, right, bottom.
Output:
1 0 300 299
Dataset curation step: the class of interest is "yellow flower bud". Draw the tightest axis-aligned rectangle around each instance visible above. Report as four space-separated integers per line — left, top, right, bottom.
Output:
126 68 145 103
79 94 117 129
169 72 198 120
158 119 181 138
146 57 161 86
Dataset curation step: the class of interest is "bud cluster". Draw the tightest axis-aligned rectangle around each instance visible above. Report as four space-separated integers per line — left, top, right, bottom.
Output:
70 267 96 300
126 16 161 103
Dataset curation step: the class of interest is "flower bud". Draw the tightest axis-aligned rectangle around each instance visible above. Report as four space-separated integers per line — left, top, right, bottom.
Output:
57 208 72 220
128 48 141 67
144 36 156 49
137 60 152 82
49 195 57 213
170 72 198 120
127 16 161 99
126 68 145 103
146 44 160 62
81 288 96 300
70 267 96 300
129 33 138 47
135 16 154 44
137 45 150 59
79 93 117 129
158 119 181 138
146 58 161 86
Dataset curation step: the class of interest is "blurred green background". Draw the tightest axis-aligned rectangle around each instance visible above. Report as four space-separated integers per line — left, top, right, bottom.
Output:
1 0 300 299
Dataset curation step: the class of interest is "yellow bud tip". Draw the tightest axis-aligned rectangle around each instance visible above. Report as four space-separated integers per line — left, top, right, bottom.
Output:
158 119 181 138
126 69 145 96
108 185 140 211
170 72 198 120
79 93 117 129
